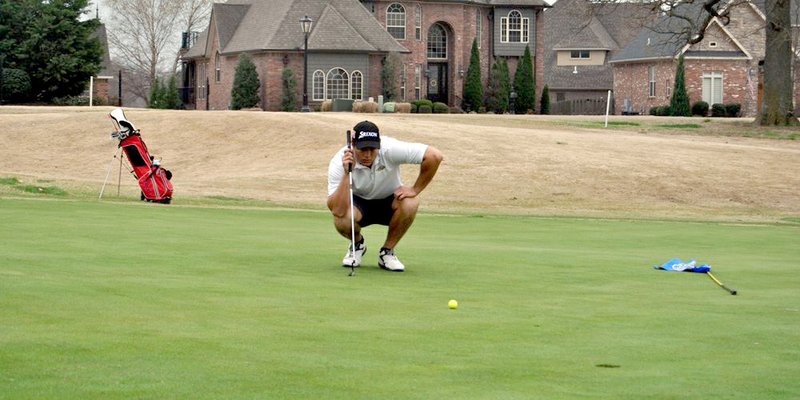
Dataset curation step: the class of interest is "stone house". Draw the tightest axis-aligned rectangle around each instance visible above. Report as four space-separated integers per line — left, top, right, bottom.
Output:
181 0 549 111
610 0 799 117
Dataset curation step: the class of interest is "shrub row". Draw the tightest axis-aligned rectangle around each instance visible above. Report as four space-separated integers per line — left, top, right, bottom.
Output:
650 101 741 117
711 103 741 117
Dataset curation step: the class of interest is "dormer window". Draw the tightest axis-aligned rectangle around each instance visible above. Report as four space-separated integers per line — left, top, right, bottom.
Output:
500 10 529 43
570 50 590 59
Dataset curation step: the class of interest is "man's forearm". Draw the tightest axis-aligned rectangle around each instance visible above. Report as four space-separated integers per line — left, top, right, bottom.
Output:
412 147 443 194
327 174 351 217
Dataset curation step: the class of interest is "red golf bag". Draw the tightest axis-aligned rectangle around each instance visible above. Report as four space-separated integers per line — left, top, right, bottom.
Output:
109 108 173 204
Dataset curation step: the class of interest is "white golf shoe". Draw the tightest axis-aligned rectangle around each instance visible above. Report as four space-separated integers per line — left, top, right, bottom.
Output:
378 248 405 272
342 240 366 268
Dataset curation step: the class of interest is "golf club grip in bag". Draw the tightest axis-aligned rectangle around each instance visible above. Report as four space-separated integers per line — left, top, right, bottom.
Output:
109 108 173 204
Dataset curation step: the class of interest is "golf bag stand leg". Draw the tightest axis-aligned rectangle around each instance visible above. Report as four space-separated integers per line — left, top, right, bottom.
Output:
99 146 121 199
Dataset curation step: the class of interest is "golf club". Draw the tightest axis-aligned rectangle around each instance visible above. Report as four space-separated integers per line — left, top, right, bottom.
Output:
706 271 737 295
346 130 356 277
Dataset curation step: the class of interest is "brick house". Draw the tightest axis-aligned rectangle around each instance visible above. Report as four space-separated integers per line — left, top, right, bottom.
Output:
610 0 799 117
543 0 652 112
181 0 549 111
86 23 118 105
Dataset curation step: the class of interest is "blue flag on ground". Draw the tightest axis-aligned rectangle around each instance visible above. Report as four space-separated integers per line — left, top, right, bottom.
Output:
654 258 711 273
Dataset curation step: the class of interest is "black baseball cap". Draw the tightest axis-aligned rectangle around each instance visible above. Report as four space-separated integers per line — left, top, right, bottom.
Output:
352 120 381 149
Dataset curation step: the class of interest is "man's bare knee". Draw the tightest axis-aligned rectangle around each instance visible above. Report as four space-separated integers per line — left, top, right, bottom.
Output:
393 197 419 216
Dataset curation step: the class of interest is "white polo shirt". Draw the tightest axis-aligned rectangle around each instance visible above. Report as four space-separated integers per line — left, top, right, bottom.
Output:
328 136 427 200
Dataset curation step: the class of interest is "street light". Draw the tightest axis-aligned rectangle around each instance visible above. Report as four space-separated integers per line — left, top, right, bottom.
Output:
300 15 313 112
509 91 517 114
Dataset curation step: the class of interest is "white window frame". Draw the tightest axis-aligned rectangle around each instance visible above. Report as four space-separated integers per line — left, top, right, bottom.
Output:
427 23 447 60
414 64 421 99
415 4 422 41
351 70 363 101
198 63 206 99
312 70 325 101
648 66 656 98
570 50 590 59
326 67 350 100
387 3 406 40
214 52 221 82
501 10 529 44
399 64 406 100
702 71 724 105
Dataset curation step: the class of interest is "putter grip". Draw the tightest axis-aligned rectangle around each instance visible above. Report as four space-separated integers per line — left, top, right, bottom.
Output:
346 130 353 173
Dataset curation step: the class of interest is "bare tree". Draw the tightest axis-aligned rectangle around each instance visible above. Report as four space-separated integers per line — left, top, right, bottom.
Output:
590 0 798 125
106 0 210 105
170 0 212 74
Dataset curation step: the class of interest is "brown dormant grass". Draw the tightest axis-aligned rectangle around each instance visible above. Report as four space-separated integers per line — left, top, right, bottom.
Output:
1 106 798 222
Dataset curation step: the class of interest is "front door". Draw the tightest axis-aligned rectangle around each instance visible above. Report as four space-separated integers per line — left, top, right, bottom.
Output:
427 62 448 104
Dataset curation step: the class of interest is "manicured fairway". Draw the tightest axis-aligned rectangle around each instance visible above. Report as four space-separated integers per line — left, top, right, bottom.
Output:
1 198 798 399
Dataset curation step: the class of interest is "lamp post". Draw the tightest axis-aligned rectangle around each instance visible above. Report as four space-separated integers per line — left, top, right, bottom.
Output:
509 90 517 114
300 15 313 112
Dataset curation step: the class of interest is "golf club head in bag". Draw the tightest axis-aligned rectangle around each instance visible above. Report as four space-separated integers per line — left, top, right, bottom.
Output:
108 108 173 204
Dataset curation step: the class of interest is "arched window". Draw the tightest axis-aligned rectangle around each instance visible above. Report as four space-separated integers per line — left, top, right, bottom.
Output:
214 52 221 82
312 70 325 101
501 10 529 43
427 23 447 60
387 3 406 39
351 71 363 100
326 68 349 100
415 4 422 40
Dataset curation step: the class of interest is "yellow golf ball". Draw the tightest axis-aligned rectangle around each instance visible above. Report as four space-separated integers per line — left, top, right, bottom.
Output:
448 299 458 309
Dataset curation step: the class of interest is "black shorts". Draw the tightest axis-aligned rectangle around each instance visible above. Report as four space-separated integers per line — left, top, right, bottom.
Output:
353 194 395 227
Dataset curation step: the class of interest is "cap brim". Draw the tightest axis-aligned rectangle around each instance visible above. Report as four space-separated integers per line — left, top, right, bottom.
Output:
355 140 380 149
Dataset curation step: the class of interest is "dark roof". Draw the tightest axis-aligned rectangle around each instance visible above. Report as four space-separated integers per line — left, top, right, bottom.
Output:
487 0 550 5
607 0 796 63
544 0 652 90
610 1 709 63
215 3 250 51
186 0 408 58
406 0 550 5
553 17 616 50
184 29 208 58
92 23 114 77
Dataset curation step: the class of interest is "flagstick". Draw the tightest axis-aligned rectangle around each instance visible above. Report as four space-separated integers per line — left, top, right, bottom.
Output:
706 271 737 295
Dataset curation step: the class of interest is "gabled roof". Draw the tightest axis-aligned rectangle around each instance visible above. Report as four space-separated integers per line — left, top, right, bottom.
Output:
307 5 374 51
610 1 709 63
91 23 114 77
186 0 407 58
215 3 250 51
183 29 208 59
553 17 617 51
543 0 651 90
610 0 764 63
406 0 550 5
487 0 550 5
